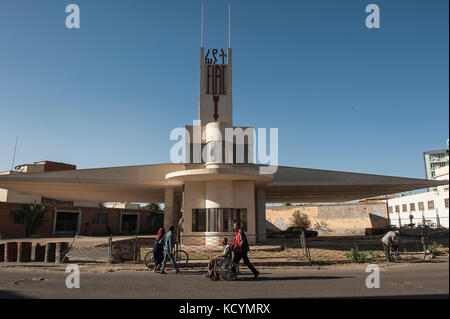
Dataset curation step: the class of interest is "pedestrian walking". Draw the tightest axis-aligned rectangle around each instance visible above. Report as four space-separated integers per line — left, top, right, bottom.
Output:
153 227 165 272
160 226 179 274
232 222 259 279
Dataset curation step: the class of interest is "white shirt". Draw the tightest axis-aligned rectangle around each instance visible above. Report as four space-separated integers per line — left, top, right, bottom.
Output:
222 244 232 260
381 231 399 245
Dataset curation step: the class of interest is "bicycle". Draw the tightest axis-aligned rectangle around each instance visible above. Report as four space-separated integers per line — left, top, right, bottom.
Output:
144 245 189 270
389 243 407 262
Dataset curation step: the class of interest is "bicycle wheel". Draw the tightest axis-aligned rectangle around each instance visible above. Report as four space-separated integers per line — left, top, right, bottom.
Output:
391 245 406 262
398 244 408 260
220 261 239 281
144 251 154 269
174 250 189 268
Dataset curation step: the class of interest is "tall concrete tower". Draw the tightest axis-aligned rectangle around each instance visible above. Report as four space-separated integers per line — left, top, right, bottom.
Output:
199 47 232 126
185 2 253 166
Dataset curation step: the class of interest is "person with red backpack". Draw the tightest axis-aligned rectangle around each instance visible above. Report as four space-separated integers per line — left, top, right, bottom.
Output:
232 222 260 279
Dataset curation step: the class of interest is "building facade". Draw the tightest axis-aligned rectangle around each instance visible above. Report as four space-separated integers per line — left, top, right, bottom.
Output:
0 202 163 238
423 139 449 190
387 180 449 229
0 32 447 243
0 161 163 238
386 143 450 228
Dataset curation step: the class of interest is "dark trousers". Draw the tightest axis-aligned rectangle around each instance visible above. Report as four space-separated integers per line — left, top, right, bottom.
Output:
153 242 164 266
233 251 259 276
383 243 392 262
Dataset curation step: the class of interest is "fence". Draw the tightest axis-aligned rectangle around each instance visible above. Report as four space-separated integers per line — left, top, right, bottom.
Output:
63 234 141 263
299 229 449 263
390 215 449 229
169 230 449 264
61 229 449 265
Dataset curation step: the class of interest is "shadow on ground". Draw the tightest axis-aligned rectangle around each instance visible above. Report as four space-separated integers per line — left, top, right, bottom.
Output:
0 290 31 299
237 275 353 281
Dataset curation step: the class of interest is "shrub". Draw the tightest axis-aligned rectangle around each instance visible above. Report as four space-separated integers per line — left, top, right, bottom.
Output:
292 210 310 229
11 202 47 237
345 248 367 262
428 242 439 256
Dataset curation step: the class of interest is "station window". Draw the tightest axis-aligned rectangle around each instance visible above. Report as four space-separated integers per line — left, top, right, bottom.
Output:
445 198 449 209
388 206 393 214
395 205 400 213
402 204 408 212
409 203 416 212
192 208 247 232
192 209 207 232
427 200 435 210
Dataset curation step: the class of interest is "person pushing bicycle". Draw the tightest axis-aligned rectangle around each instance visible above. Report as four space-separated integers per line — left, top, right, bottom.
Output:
381 230 400 262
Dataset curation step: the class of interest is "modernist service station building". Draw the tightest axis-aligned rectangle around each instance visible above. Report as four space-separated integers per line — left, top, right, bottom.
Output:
0 14 447 243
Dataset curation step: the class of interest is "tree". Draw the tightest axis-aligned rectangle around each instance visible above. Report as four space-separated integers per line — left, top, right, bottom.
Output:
292 210 310 229
11 202 47 237
144 203 161 211
283 203 292 207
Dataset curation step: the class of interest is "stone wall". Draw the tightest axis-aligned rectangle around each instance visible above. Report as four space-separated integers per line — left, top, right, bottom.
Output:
266 202 389 236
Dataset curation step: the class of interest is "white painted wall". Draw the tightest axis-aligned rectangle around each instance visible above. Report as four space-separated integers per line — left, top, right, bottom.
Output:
388 189 449 228
184 181 206 233
205 180 234 208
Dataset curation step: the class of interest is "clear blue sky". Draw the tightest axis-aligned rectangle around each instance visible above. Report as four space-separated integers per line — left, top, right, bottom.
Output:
0 0 448 179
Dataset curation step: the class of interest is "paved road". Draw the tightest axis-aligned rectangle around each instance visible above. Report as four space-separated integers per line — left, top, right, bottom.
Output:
0 261 448 299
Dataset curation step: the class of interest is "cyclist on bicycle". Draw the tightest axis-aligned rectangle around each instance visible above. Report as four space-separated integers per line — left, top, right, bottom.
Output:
381 230 400 262
206 237 232 278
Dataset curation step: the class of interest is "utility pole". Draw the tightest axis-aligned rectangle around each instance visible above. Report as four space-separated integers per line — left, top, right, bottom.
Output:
11 136 18 171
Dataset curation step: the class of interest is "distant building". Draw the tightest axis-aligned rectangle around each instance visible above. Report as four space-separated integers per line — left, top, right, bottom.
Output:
0 202 163 238
423 139 449 190
363 143 450 229
0 161 163 238
435 165 450 194
387 166 449 228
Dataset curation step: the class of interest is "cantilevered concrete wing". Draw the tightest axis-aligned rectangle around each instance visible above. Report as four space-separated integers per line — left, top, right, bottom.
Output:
266 166 448 203
0 164 184 203
0 163 447 203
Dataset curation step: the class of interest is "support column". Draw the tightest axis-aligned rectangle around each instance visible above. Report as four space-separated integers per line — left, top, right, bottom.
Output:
164 188 181 231
255 188 267 243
